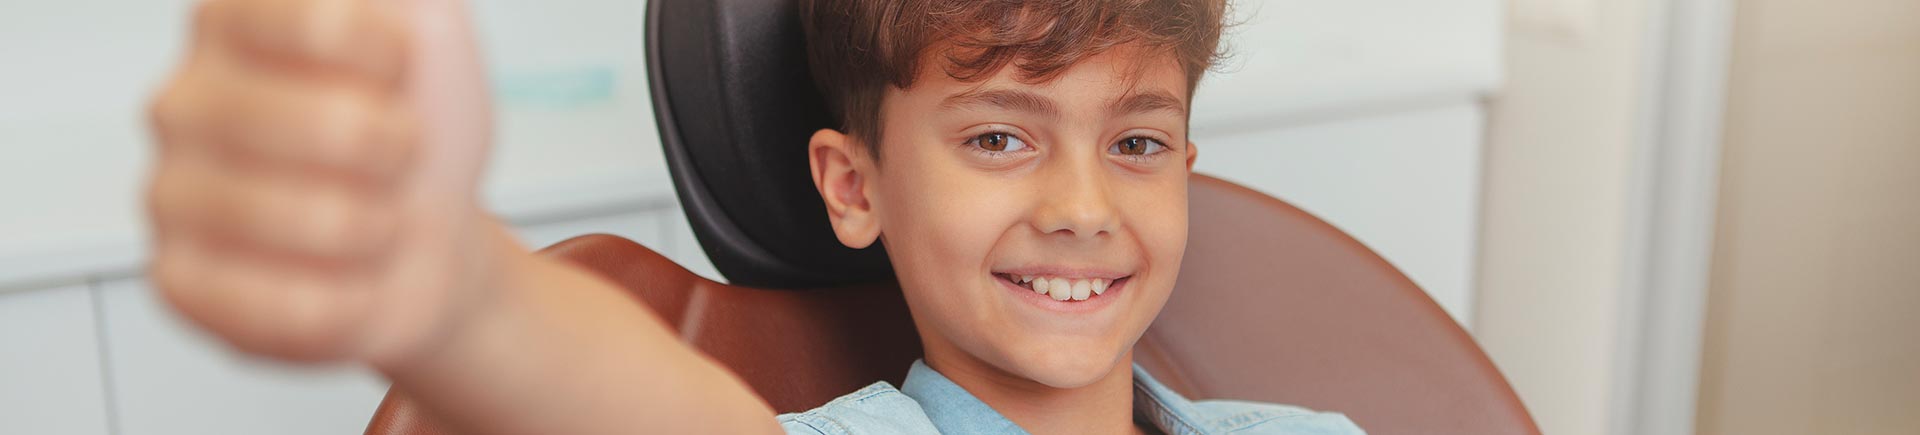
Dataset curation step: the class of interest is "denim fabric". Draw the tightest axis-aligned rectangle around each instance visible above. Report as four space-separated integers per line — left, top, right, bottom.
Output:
778 360 1365 435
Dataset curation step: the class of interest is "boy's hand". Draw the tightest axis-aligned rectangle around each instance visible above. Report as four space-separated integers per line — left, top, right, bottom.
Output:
146 0 500 366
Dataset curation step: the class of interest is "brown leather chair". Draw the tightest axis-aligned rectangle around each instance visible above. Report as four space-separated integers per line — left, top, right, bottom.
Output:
365 174 1539 435
366 0 1539 432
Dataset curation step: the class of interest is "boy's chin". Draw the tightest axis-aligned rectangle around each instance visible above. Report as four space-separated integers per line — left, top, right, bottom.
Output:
999 342 1131 389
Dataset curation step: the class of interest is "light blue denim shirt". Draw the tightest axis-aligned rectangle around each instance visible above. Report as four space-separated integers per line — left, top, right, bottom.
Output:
777 360 1366 435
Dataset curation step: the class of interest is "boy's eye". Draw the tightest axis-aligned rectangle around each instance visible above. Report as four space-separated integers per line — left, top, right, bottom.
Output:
1110 136 1168 156
968 132 1029 153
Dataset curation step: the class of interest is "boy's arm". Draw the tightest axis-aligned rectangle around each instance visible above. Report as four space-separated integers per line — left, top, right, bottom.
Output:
144 0 780 433
377 223 783 435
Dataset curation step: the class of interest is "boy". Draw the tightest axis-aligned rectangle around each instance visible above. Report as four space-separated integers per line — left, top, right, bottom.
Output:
144 0 1365 433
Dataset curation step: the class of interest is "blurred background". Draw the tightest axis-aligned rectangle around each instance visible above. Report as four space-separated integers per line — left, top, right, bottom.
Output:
0 0 1913 434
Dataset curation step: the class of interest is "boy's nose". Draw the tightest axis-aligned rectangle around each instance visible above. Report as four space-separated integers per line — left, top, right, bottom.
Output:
1031 155 1119 239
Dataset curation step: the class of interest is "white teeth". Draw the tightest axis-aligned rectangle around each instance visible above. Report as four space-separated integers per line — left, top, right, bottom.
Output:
1070 279 1092 300
1048 279 1072 301
1014 274 1119 301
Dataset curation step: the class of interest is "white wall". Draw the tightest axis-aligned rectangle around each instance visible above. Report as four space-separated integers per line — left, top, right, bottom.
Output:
1694 0 1920 433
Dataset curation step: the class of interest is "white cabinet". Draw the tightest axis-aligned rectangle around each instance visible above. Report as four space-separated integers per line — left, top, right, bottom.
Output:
96 279 390 435
1191 0 1502 131
0 0 187 288
64 208 705 435
0 285 111 435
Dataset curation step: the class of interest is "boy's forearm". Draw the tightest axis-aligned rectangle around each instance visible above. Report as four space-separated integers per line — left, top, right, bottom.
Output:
375 223 783 435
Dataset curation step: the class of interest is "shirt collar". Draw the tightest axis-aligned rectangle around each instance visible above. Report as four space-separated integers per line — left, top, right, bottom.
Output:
900 360 1031 435
1130 363 1209 435
899 359 1207 435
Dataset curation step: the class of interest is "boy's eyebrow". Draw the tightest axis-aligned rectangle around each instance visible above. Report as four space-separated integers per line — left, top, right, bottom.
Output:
1110 89 1187 117
938 88 1188 119
939 88 1059 117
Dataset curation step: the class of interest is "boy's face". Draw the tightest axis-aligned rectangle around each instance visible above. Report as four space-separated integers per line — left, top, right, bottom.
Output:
810 45 1196 389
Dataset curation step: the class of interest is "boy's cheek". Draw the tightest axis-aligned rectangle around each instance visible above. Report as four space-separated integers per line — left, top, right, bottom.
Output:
1118 185 1190 247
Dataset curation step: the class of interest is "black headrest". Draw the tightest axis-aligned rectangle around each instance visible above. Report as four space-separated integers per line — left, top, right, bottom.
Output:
645 0 894 288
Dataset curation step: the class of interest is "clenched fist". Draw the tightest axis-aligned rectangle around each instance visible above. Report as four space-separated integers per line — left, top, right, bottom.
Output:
145 0 503 367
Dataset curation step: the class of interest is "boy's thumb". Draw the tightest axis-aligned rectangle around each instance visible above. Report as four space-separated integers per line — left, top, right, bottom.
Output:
396 0 492 200
353 0 495 364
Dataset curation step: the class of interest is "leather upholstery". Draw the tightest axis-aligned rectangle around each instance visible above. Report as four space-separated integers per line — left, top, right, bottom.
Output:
364 174 1540 435
1133 175 1539 434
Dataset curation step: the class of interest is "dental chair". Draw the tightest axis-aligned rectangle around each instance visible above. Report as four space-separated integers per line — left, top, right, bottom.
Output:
364 0 1541 433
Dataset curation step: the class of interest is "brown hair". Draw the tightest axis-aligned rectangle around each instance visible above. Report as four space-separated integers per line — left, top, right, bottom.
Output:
799 0 1230 154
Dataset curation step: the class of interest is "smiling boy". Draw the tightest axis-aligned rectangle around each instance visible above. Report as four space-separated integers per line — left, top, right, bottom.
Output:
144 0 1361 434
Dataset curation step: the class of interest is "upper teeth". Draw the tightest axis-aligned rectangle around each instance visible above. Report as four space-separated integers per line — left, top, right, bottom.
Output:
1019 275 1111 301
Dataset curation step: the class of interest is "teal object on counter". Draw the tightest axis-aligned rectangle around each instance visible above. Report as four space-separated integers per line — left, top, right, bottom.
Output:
492 66 618 109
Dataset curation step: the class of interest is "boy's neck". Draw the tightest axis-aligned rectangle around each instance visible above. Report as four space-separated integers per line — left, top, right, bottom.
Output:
923 349 1147 435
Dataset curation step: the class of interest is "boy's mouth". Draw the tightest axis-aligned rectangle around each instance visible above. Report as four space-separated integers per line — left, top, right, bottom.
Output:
994 273 1131 302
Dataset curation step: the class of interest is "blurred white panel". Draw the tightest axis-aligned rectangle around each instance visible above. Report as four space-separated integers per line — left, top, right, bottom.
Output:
1511 0 1600 41
97 279 389 435
1194 103 1484 325
0 285 111 435
1192 0 1502 132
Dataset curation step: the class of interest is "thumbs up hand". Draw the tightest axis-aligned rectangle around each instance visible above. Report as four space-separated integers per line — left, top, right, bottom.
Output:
146 0 507 367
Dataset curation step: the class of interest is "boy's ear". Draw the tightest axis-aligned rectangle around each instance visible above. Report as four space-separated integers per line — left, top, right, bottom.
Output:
808 129 882 249
1186 140 1200 172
